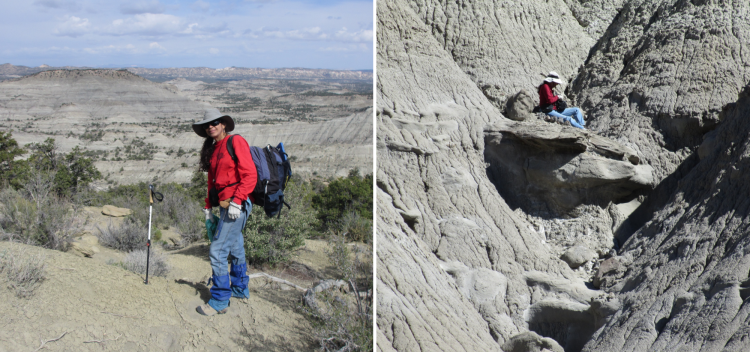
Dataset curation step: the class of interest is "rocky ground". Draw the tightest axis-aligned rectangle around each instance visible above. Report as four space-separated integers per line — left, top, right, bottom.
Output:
0 206 361 352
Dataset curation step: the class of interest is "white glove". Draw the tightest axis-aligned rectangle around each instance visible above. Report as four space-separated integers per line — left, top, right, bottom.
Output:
228 202 241 220
203 208 212 221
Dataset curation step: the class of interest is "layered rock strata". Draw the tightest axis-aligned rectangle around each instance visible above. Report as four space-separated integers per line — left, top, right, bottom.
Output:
376 0 639 350
485 119 654 215
583 87 750 352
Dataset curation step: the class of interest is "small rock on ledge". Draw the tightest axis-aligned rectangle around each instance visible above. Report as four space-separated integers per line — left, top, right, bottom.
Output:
102 205 132 217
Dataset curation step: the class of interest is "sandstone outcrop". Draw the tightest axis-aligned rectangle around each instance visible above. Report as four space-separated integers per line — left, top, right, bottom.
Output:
582 86 750 352
404 0 595 110
378 0 750 351
377 0 620 350
101 205 132 217
571 0 750 183
485 119 653 215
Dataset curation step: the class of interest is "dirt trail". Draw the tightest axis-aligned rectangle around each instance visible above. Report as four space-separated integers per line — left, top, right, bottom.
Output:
0 207 339 352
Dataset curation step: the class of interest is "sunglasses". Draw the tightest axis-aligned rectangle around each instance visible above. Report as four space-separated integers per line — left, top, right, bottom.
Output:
204 120 222 129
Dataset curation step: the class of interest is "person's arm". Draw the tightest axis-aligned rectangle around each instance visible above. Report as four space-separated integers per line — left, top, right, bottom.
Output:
230 136 257 204
539 83 558 106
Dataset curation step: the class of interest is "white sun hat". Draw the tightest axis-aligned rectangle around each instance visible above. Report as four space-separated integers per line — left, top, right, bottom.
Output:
543 71 564 84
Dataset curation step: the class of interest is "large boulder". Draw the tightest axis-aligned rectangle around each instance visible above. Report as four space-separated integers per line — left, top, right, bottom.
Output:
505 90 537 121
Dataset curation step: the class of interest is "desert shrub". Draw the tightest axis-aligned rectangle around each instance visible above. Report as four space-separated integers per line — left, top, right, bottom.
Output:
302 234 373 351
0 131 27 189
25 139 101 197
337 211 372 243
96 220 147 252
89 182 204 246
120 248 169 277
187 170 208 201
0 184 83 251
244 181 320 265
155 183 203 244
0 244 47 298
312 169 373 231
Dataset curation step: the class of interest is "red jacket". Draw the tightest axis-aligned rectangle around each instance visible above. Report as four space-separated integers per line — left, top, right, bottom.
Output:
538 82 559 107
205 135 257 209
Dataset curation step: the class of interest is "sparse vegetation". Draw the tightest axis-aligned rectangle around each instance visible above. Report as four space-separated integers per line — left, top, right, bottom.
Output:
312 169 373 240
120 249 170 277
0 182 84 251
243 181 320 265
0 244 47 298
87 182 204 246
301 234 373 352
96 220 147 252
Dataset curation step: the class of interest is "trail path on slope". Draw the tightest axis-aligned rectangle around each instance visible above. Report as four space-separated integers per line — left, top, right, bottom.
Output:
0 208 338 352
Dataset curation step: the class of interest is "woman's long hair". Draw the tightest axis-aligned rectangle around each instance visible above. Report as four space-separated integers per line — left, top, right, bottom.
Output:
199 137 214 172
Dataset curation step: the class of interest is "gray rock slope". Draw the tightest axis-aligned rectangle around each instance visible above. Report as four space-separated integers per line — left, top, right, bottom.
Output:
571 0 750 182
377 0 625 350
378 0 750 351
583 86 750 352
404 0 596 109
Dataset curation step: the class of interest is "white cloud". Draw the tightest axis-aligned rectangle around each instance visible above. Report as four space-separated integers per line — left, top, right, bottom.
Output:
334 27 373 42
261 26 328 40
33 0 81 11
103 14 228 38
54 16 92 38
120 0 166 15
107 14 185 36
209 48 219 54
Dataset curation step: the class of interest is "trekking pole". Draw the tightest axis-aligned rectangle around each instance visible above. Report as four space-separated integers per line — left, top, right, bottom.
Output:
145 184 163 284
145 185 154 284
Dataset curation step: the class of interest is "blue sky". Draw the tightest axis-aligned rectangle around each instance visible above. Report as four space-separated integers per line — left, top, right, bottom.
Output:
0 0 373 70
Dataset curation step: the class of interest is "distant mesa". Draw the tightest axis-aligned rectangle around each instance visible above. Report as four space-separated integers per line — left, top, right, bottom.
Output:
0 63 373 83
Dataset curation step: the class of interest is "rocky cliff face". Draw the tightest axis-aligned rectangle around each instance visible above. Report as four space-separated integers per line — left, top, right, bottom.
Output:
377 0 750 351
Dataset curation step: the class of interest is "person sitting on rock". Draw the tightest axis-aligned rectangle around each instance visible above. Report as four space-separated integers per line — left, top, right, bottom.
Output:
538 71 586 130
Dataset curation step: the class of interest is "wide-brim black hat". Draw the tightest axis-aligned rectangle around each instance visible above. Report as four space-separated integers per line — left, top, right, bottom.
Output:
192 108 235 138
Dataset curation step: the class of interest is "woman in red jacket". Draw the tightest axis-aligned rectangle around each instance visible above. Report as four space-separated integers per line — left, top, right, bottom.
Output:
538 71 586 129
192 108 258 316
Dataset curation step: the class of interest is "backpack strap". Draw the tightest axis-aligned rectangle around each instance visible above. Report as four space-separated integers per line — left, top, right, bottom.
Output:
226 135 238 163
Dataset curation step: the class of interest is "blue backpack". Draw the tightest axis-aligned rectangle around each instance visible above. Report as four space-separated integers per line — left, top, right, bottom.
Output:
226 135 292 217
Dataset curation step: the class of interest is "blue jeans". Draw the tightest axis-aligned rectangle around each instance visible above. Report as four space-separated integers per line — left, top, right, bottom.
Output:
547 107 586 129
207 199 251 311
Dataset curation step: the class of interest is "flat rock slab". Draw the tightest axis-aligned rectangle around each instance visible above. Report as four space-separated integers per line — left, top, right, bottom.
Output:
484 120 653 214
101 205 132 217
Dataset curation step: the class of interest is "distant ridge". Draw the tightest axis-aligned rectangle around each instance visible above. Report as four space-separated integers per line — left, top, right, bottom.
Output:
0 63 373 82
16 68 148 82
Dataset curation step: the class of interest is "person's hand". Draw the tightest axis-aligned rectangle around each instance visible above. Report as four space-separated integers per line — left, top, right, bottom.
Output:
203 208 212 221
228 202 241 220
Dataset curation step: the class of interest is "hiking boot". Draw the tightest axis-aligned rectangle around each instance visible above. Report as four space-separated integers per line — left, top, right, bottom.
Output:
196 304 228 316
